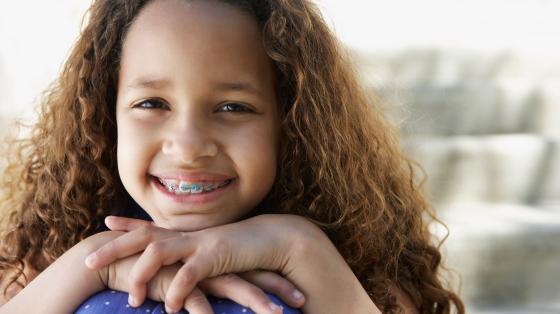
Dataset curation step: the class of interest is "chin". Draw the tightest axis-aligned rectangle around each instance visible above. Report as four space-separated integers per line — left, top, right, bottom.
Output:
155 214 222 232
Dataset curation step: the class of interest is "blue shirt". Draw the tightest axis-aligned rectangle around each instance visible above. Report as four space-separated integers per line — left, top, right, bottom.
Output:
75 289 300 314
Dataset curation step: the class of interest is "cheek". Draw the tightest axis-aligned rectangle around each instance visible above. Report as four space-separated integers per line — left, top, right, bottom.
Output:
116 115 157 182
229 121 278 192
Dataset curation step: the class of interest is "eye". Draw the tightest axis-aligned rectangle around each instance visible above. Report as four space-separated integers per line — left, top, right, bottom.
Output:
217 102 254 113
132 98 169 110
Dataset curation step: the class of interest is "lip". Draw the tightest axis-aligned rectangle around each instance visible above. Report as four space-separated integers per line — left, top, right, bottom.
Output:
152 171 235 182
151 175 234 204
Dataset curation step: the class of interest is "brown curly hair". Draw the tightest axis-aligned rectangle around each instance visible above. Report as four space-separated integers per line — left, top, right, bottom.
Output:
0 0 464 312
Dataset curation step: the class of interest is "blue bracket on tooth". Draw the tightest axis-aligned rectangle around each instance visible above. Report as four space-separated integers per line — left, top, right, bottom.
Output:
190 184 202 192
178 182 202 192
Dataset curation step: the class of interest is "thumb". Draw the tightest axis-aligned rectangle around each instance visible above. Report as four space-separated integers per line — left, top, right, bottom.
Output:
105 215 154 231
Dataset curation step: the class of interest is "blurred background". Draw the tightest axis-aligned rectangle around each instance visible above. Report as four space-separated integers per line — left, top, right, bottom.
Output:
1 0 559 312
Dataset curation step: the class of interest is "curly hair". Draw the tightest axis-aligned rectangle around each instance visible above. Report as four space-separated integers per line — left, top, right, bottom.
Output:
0 0 464 312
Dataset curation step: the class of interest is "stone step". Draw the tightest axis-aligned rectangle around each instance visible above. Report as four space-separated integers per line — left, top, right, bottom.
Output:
405 134 560 205
356 50 560 88
381 80 560 136
471 306 560 314
434 203 560 312
352 50 560 136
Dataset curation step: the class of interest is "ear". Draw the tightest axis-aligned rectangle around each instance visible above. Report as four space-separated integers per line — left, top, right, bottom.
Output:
104 215 154 231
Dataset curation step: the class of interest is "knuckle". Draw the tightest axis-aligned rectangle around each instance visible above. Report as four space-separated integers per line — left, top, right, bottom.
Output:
250 270 294 295
128 272 144 288
107 262 117 287
137 225 155 240
128 278 140 289
243 285 263 298
100 240 117 255
166 297 184 312
177 264 198 285
145 240 166 255
185 293 207 307
266 280 284 293
264 272 289 289
155 276 167 302
177 289 212 314
277 282 296 297
233 286 267 310
207 236 229 253
219 273 241 285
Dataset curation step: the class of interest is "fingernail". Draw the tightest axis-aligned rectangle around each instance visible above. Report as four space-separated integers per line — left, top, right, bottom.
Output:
269 302 282 313
165 305 177 313
85 253 97 267
128 294 138 307
292 289 304 300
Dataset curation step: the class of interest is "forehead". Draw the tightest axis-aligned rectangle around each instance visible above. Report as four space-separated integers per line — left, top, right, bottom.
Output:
119 0 274 91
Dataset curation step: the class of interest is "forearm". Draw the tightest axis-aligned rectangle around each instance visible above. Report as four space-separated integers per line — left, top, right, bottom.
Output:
278 218 379 313
289 241 379 313
0 232 118 314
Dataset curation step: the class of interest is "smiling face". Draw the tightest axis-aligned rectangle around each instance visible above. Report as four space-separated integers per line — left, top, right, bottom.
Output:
116 0 279 231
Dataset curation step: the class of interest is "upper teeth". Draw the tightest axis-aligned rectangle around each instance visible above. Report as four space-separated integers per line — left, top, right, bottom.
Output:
158 178 229 194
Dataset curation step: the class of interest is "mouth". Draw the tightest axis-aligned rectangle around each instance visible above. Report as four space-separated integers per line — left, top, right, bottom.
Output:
153 176 234 195
150 175 235 203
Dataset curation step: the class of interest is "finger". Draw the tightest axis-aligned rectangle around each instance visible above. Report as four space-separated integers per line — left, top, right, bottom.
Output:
178 287 213 314
198 274 282 314
240 270 306 308
164 256 209 313
85 224 174 270
128 237 196 308
105 215 154 232
145 262 182 303
142 263 212 314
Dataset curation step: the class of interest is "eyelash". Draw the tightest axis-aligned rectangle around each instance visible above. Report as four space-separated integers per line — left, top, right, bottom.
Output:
218 103 253 113
132 99 254 113
133 98 168 110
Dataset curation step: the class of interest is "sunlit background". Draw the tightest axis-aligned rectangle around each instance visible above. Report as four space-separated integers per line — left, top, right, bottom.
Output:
1 1 559 313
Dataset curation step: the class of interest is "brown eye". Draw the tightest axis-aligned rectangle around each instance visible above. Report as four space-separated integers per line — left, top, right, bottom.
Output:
133 98 169 110
218 103 253 113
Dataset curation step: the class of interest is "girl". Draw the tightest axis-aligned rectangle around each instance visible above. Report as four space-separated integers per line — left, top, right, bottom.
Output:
0 0 465 313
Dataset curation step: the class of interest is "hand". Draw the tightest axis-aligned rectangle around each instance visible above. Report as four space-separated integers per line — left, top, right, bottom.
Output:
87 214 379 313
93 216 306 313
110 255 302 314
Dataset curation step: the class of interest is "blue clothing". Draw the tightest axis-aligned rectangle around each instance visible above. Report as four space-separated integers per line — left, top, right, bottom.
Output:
75 289 300 314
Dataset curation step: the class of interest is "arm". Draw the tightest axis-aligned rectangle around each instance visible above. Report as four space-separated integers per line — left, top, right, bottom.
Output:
0 263 39 306
87 214 383 314
275 216 379 313
0 231 119 314
287 221 417 313
0 229 304 314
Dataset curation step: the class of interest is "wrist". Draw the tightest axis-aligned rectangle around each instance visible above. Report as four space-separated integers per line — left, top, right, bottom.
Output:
80 231 125 288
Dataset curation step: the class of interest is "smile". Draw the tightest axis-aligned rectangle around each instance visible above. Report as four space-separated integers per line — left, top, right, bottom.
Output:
154 176 234 195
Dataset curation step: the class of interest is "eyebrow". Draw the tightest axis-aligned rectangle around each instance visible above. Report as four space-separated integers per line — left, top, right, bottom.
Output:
126 77 264 97
213 81 264 97
127 77 172 90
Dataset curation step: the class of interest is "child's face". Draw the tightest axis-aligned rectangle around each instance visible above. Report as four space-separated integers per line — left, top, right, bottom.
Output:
115 0 279 231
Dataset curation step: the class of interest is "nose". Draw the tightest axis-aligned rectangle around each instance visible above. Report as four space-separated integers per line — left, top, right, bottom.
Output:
161 116 218 164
